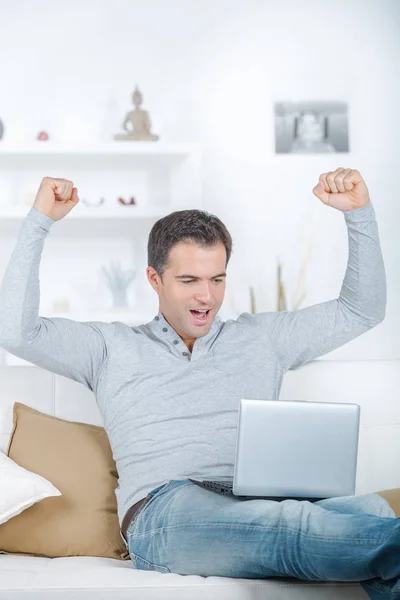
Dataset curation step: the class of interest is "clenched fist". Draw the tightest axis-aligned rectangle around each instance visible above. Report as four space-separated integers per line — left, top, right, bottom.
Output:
33 177 79 221
312 168 370 212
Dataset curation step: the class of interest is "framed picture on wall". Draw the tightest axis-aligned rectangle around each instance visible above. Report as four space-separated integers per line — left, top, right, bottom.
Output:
274 101 349 154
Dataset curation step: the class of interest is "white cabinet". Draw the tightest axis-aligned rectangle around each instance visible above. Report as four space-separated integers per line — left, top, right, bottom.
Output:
0 142 202 365
0 142 201 229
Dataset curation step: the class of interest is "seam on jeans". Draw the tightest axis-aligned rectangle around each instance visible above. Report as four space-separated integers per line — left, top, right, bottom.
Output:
130 521 392 545
129 549 171 573
362 579 398 593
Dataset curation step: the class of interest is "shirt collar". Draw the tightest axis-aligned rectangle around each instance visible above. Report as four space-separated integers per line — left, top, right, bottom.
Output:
147 310 222 358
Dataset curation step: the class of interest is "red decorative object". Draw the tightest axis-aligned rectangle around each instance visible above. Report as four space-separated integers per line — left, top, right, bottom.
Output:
37 131 49 141
118 197 136 205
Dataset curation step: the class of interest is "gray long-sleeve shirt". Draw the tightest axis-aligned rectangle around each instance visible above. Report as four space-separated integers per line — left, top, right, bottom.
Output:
0 202 386 525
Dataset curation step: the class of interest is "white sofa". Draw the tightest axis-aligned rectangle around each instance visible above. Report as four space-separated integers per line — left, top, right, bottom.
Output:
1 359 399 600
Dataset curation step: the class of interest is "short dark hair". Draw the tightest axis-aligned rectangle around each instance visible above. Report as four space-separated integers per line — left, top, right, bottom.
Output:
147 209 233 279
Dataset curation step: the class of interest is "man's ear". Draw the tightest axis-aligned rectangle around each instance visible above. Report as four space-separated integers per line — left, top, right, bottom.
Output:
146 267 161 292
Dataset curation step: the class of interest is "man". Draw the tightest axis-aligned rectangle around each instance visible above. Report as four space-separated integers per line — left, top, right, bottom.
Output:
0 170 398 599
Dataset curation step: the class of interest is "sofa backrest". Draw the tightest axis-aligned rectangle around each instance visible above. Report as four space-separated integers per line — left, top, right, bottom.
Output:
0 360 398 495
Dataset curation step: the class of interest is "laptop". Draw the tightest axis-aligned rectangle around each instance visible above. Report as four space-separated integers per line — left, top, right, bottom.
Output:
189 398 360 501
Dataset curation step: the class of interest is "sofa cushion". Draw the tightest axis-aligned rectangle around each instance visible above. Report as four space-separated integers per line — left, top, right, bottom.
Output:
0 555 368 600
0 402 128 560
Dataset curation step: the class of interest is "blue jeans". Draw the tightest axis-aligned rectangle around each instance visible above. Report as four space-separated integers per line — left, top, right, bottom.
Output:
121 479 400 599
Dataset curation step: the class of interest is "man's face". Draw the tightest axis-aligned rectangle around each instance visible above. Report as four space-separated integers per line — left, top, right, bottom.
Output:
147 242 227 349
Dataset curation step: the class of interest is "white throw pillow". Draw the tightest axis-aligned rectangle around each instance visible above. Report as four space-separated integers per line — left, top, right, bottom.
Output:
0 452 61 525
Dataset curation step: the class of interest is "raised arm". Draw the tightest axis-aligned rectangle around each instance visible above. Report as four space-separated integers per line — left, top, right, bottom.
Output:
0 177 115 390
248 168 386 370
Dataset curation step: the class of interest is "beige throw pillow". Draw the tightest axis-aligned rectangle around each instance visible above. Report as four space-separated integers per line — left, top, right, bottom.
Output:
0 402 128 560
376 489 400 517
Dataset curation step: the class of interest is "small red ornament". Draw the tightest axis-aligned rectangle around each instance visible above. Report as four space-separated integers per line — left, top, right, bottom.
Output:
37 131 49 141
118 197 136 205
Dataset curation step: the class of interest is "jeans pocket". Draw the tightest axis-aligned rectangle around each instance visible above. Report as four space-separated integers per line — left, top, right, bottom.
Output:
127 480 177 574
127 480 173 537
129 549 171 574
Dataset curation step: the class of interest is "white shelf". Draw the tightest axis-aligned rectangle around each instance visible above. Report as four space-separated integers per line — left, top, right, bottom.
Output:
0 206 170 220
0 141 202 222
0 141 198 157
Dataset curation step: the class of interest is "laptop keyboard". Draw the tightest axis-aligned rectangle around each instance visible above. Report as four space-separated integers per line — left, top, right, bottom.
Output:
202 480 233 492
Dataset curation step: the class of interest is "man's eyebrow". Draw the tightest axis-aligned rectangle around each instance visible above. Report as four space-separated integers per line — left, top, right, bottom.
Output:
175 273 227 280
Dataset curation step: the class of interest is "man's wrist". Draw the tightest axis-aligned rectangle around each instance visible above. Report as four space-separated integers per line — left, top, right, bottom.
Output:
343 200 375 223
26 206 55 232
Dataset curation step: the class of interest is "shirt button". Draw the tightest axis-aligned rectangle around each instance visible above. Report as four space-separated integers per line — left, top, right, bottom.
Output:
182 352 188 356
162 327 168 332
155 316 159 321
173 340 179 345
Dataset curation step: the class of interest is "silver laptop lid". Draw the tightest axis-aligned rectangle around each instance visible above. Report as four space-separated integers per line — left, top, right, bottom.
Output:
233 399 360 499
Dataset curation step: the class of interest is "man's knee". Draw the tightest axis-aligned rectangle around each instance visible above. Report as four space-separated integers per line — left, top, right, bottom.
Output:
375 489 400 517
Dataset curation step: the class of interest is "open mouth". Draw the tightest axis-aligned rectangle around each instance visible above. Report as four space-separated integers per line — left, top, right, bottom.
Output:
190 309 211 324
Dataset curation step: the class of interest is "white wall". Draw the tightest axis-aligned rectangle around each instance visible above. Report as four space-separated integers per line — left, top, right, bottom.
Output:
0 0 399 359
